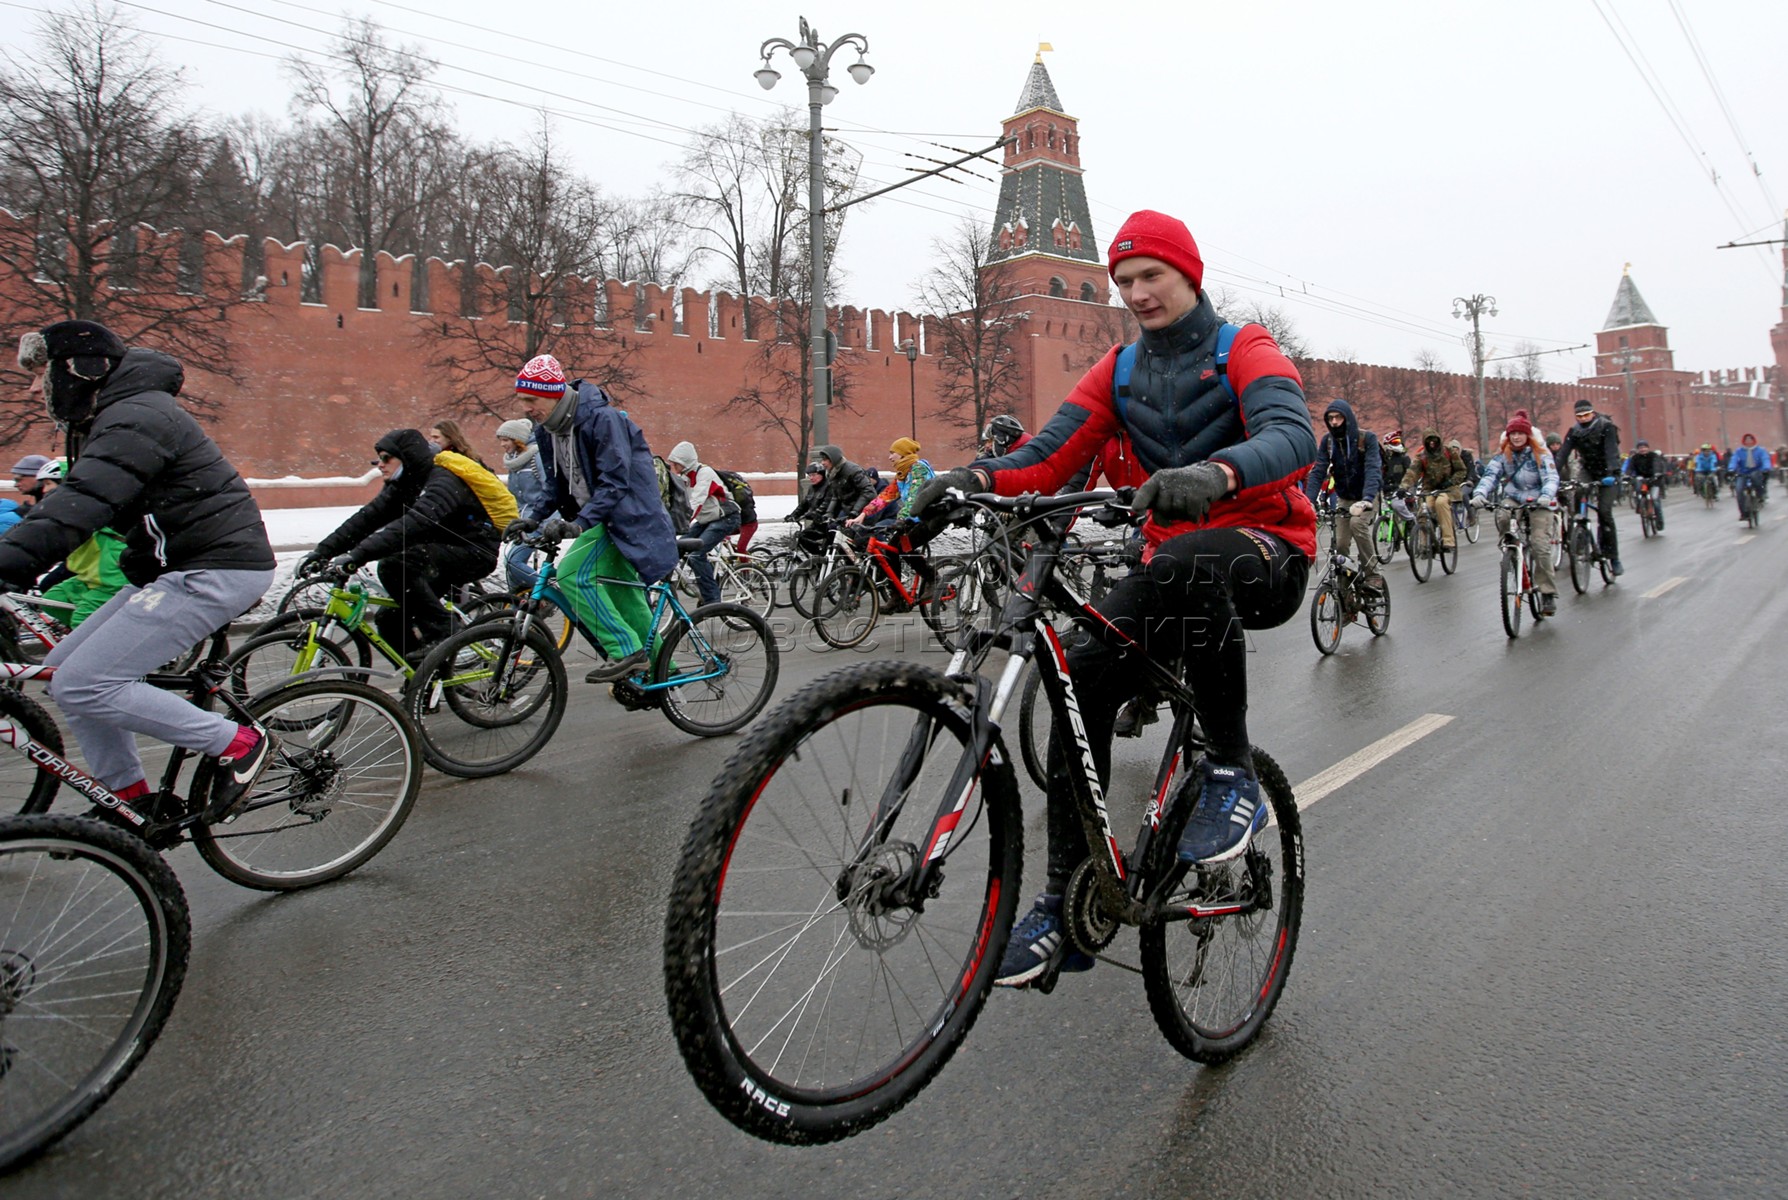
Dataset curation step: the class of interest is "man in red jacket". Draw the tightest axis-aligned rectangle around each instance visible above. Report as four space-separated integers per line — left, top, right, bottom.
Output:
915 209 1316 988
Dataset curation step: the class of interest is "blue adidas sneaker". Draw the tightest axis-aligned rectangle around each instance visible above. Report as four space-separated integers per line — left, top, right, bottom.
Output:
994 894 1094 988
1177 760 1268 864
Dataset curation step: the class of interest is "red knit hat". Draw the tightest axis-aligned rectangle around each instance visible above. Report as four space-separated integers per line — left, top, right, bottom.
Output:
1107 210 1204 291
1505 409 1534 437
516 354 567 400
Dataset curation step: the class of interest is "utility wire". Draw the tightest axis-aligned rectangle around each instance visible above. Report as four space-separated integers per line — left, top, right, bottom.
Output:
1663 0 1781 219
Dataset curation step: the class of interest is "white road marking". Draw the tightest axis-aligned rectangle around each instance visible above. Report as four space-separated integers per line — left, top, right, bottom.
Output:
1736 535 1756 545
1642 576 1688 599
1291 713 1455 812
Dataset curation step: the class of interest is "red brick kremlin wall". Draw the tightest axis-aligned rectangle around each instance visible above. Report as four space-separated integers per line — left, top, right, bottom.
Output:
3 210 1780 511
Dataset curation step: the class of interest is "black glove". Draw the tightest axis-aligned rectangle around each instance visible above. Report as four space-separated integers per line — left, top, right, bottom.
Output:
538 516 584 542
504 516 539 543
1133 462 1231 523
911 467 984 516
295 552 328 579
323 554 357 579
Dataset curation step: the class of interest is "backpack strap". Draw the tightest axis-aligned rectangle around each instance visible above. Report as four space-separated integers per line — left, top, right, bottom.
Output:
1112 323 1239 425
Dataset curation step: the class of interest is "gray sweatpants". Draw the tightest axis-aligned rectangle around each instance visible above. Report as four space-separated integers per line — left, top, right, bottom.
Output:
45 567 274 788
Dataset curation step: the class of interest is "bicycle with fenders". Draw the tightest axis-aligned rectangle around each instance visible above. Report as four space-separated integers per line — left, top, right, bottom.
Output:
1310 495 1390 655
405 533 780 776
1493 500 1552 638
0 628 420 889
0 813 190 1171
663 488 1304 1144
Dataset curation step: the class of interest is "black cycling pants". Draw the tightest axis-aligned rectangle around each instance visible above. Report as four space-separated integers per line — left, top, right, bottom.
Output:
376 542 495 654
1041 527 1309 890
1594 482 1620 562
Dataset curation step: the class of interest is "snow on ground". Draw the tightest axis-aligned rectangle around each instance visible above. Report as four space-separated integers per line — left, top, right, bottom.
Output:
261 494 803 550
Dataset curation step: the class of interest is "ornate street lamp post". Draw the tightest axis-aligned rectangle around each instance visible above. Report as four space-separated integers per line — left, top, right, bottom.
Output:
901 338 918 438
755 18 873 450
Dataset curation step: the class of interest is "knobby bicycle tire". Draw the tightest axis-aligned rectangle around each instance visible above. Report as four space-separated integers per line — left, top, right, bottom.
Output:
407 620 567 777
810 567 879 650
191 678 420 890
664 661 1022 1145
0 688 65 815
653 603 779 737
0 814 190 1172
1138 748 1303 1064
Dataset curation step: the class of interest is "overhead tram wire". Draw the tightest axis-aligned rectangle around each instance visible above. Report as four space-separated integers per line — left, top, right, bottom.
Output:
1663 0 1781 218
1587 0 1776 281
107 0 1001 227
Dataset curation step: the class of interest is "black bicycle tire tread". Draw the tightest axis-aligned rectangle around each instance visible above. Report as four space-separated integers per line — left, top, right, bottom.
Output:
654 603 780 737
409 622 568 777
663 660 1021 1145
0 688 64 815
1137 748 1302 1065
811 567 878 650
0 813 190 1171
191 678 420 890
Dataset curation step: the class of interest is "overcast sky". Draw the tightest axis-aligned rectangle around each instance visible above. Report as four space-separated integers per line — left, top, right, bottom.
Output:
6 0 1785 385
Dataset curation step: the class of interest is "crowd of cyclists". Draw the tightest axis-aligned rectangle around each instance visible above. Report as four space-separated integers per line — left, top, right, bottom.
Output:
2 206 1782 1157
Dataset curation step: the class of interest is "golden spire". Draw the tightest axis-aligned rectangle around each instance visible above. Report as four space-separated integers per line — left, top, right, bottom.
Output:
1623 262 1632 276
1035 42 1053 63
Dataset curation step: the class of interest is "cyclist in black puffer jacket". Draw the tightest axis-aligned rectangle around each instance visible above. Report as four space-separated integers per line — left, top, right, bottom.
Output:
301 428 499 660
1 321 277 819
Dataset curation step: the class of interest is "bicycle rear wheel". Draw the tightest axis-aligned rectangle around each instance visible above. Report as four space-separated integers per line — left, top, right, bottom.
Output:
0 814 189 1171
224 624 364 708
654 603 779 737
1462 502 1481 543
1362 578 1391 636
0 689 64 815
192 678 420 890
722 563 776 622
408 621 567 777
664 662 1021 1145
810 567 879 650
1501 548 1523 638
1139 748 1302 1064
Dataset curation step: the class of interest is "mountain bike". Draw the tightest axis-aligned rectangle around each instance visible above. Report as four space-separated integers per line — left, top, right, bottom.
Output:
1495 501 1552 639
1633 477 1664 538
0 632 420 890
664 489 1303 1145
1310 498 1389 655
276 564 492 621
0 813 190 1171
1561 484 1617 592
407 534 779 774
806 525 952 651
1405 488 1457 582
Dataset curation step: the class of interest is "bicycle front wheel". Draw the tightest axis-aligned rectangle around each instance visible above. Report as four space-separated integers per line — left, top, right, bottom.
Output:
192 679 420 890
1373 512 1396 564
1500 549 1523 638
1310 581 1342 655
224 623 364 707
664 662 1022 1145
1408 519 1433 582
0 688 64 815
0 814 190 1171
1463 502 1482 543
654 603 779 737
1140 748 1302 1064
1016 663 1052 791
723 563 777 621
810 566 879 650
1438 526 1458 575
408 621 567 777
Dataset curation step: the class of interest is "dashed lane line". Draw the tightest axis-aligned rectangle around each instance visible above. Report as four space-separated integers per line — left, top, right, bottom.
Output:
1292 713 1455 812
1642 576 1688 599
1736 535 1757 545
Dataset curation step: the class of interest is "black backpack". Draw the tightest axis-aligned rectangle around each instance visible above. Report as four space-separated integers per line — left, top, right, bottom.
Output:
715 468 757 522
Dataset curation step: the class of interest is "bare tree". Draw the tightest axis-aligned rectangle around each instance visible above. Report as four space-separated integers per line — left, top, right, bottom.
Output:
1413 349 1460 436
425 123 647 419
0 4 235 442
912 218 1026 450
285 17 459 310
1208 288 1308 359
1379 367 1418 436
1304 348 1375 426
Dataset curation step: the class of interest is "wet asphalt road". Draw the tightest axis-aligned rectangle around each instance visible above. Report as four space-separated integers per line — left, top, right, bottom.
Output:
12 493 1788 1199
